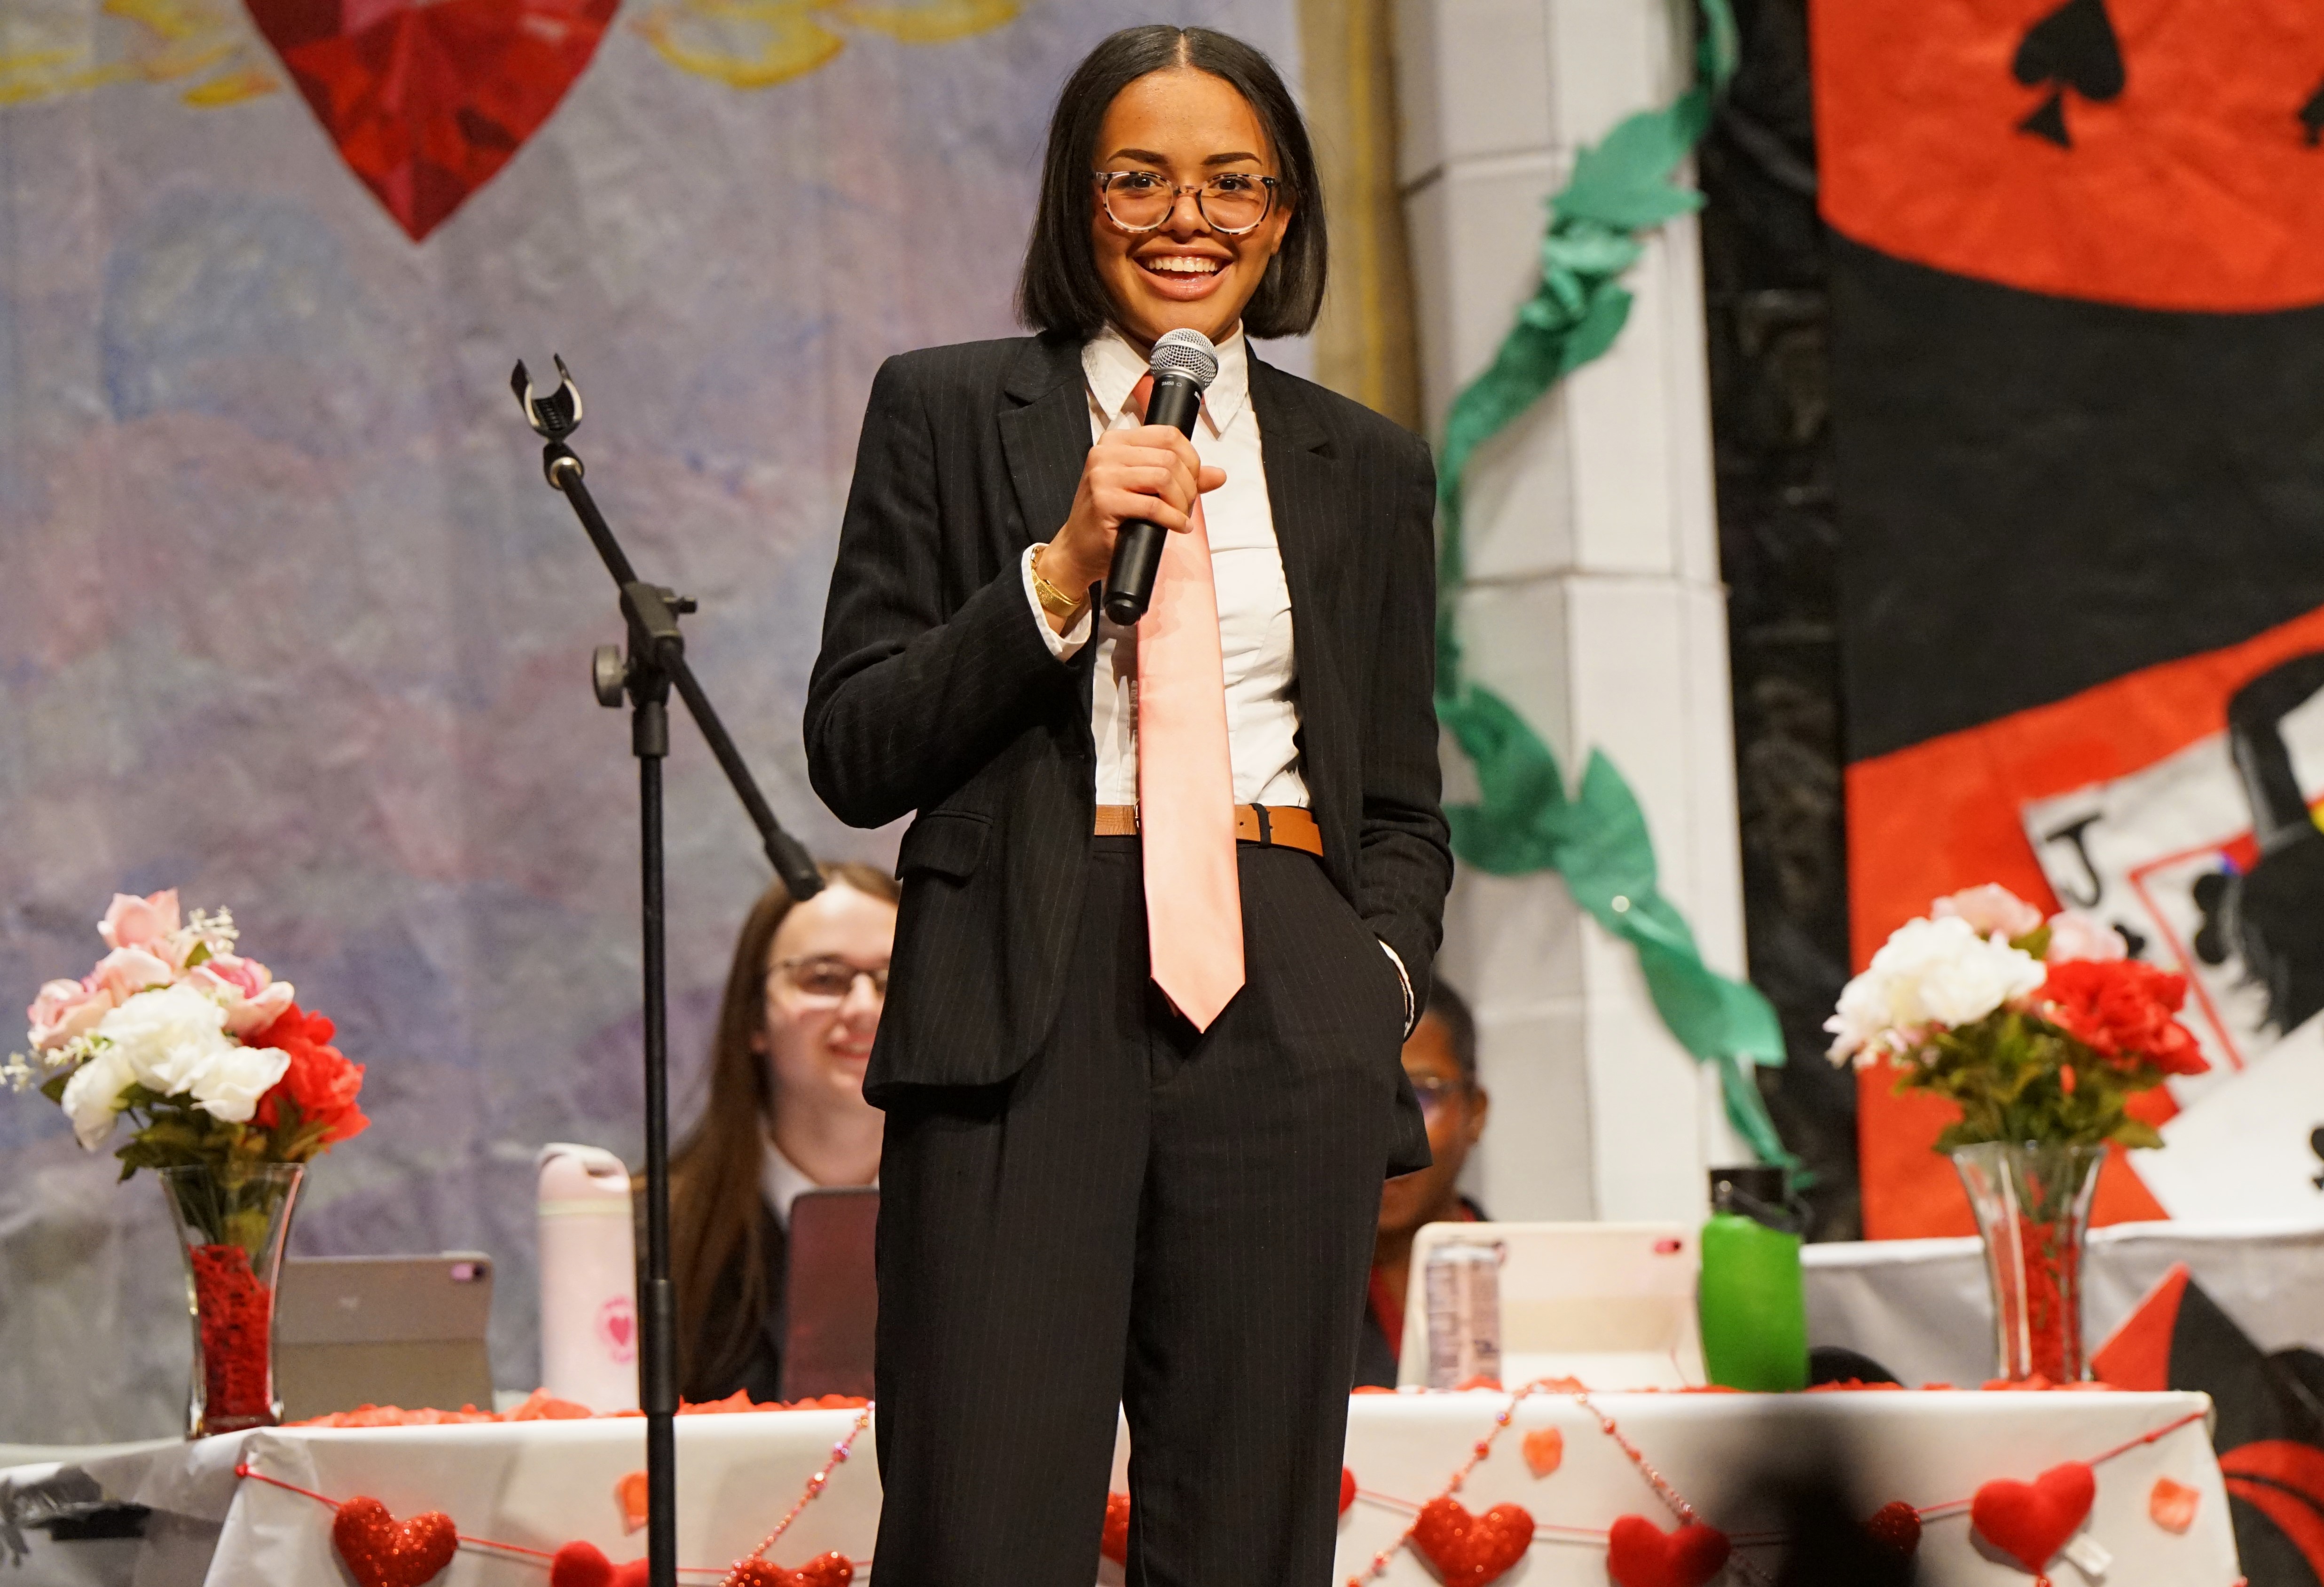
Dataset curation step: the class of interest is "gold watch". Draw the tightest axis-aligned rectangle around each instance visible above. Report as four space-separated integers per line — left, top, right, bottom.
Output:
1031 546 1089 619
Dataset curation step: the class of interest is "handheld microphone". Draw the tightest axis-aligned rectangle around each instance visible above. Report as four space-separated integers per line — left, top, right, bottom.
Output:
1102 328 1221 626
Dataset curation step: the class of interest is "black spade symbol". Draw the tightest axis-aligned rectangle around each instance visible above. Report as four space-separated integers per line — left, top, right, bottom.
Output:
2012 0 2126 148
2301 77 2324 147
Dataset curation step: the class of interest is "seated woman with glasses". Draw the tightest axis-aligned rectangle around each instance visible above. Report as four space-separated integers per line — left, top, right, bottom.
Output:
1354 978 1491 1388
667 862 899 1403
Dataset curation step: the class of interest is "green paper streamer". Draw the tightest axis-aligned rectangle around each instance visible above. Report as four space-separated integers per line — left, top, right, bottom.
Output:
1432 0 1797 1171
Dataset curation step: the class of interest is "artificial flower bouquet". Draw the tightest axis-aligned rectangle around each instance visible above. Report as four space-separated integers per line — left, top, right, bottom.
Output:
1826 884 2207 1150
8 889 367 1176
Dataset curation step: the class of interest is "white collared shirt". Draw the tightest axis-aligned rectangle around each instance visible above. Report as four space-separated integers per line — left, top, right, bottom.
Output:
758 1135 873 1230
1017 327 1413 1029
1020 325 1308 807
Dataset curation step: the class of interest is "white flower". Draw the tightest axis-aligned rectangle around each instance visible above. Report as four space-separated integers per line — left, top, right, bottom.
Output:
91 984 289 1125
60 1045 137 1150
2044 911 2128 963
1825 914 2046 1066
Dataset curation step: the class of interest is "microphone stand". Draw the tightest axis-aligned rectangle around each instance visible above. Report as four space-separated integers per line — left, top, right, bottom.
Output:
510 356 824 1587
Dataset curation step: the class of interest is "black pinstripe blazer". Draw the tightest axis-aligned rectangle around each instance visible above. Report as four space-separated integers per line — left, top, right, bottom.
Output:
805 331 1451 1108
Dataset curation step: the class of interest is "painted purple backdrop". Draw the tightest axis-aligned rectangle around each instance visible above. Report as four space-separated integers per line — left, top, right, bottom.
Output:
0 0 1302 1440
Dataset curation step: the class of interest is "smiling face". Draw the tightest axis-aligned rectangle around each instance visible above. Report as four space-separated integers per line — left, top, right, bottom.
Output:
757 880 896 1118
1088 66 1294 351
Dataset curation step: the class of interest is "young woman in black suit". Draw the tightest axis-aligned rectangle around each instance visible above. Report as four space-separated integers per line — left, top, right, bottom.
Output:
806 26 1451 1586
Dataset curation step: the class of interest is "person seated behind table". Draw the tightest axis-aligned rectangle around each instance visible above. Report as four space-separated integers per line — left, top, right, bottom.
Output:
667 862 899 1404
1353 980 1489 1388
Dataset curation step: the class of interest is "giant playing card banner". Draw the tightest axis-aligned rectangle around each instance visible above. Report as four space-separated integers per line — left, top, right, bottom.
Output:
1813 0 2324 1237
0 0 1301 1440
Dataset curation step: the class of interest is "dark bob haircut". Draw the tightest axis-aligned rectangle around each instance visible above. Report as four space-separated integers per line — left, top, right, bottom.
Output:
1016 26 1327 342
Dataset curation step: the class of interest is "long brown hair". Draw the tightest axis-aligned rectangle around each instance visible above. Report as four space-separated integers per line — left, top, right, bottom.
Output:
668 862 898 1396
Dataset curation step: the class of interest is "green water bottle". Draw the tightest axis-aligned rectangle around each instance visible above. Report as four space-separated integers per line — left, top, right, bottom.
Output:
1698 1165 1809 1391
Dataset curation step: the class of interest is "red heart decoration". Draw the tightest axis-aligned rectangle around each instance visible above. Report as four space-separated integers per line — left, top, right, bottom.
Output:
330 1496 459 1587
722 1555 853 1587
1100 1491 1131 1565
2150 1476 2199 1533
1971 1461 2096 1573
1340 1468 1358 1516
1410 1495 1535 1587
1864 1501 1922 1557
243 0 617 242
549 1541 647 1587
1605 1515 1731 1587
1522 1427 1565 1479
613 1470 651 1535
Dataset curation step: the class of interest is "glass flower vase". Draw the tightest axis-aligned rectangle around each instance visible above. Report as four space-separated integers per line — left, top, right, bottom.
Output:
157 1162 304 1437
1950 1141 2104 1383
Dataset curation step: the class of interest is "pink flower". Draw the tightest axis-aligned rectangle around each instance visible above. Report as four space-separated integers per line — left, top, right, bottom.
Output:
2044 911 2128 964
1931 884 2044 942
187 954 296 1037
90 946 175 1000
97 890 181 954
26 977 115 1050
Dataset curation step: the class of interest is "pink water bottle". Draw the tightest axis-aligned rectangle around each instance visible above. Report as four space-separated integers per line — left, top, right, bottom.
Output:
536 1143 640 1411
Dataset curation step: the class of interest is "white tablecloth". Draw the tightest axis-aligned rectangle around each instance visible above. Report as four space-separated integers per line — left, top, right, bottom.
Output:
8 1390 2237 1586
1805 1217 2324 1387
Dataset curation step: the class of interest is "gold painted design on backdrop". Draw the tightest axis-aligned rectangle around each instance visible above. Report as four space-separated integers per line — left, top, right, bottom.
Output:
636 0 1020 90
0 0 1016 109
1295 0 1420 431
0 0 276 108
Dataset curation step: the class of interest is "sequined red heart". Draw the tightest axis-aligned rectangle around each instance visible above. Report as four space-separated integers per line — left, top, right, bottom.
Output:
1864 1501 1922 1557
1100 1491 1132 1565
549 1540 647 1587
330 1496 459 1587
1340 1467 1358 1516
243 0 617 242
1971 1461 2096 1574
1410 1496 1534 1587
1605 1515 1731 1587
720 1552 853 1587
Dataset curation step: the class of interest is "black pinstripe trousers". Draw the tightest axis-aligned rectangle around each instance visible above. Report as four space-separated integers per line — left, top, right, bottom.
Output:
871 836 1409 1586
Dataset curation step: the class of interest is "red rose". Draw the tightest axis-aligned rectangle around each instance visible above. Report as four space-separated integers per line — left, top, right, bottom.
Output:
251 1004 369 1147
2037 960 2208 1077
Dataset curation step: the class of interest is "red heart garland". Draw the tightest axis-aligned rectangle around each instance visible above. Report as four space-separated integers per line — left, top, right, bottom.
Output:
550 1540 647 1587
722 1555 854 1587
330 1496 459 1587
1864 1501 1922 1558
1100 1491 1131 1565
1971 1461 2096 1574
1604 1515 1731 1587
1409 1495 1535 1587
1340 1467 1358 1516
243 0 618 242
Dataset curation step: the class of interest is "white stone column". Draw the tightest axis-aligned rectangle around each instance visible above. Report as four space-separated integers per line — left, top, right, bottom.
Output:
1396 0 1750 1221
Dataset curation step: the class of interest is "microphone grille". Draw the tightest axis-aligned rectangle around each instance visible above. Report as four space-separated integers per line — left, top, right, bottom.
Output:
1148 328 1219 390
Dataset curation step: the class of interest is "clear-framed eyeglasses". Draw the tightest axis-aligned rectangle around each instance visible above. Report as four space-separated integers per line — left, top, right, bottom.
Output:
769 956 889 1006
1092 170 1282 236
1409 1075 1473 1124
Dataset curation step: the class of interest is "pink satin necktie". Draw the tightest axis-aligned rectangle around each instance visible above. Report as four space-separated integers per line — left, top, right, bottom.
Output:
1130 373 1244 1030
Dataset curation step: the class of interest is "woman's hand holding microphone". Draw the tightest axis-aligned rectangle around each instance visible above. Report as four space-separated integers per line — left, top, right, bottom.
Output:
1032 424 1225 636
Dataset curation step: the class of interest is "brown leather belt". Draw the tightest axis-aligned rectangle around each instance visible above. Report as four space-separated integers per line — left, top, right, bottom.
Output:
1092 803 1323 857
